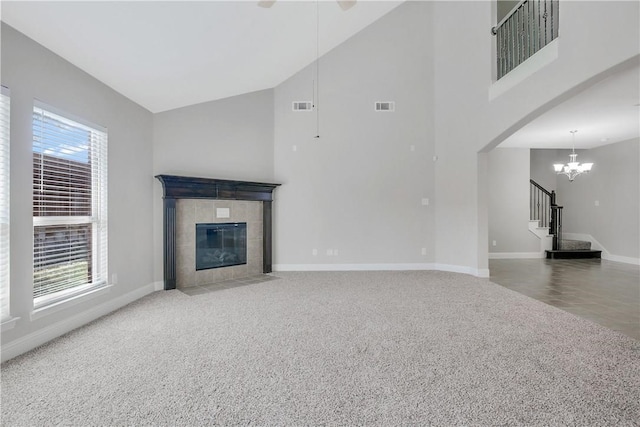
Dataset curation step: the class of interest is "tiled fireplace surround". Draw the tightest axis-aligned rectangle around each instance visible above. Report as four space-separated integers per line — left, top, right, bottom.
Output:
176 199 262 287
156 175 280 290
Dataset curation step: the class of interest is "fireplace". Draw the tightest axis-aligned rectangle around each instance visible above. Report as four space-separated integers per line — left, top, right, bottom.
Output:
156 175 280 290
196 222 247 270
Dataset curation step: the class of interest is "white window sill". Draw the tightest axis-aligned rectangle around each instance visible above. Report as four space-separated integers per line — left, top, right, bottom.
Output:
31 284 112 321
1 316 20 332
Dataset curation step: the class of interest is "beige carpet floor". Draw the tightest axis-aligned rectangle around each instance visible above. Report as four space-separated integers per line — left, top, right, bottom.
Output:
2 271 639 425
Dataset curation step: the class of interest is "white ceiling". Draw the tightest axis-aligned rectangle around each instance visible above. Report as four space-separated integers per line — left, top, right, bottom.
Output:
498 63 640 150
1 0 404 113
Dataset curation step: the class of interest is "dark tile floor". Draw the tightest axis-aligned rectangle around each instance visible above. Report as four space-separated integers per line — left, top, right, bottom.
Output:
179 274 279 296
490 259 640 340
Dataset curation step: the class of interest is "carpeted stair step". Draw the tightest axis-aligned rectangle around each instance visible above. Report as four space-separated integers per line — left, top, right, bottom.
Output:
561 239 591 250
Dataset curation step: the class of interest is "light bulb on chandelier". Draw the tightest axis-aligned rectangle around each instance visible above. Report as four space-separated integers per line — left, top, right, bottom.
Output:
553 130 594 182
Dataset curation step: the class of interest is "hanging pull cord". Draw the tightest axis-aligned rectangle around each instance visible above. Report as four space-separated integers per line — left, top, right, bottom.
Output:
314 0 320 138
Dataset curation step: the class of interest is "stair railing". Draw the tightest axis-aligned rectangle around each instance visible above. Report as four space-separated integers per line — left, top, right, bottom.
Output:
530 179 563 250
529 179 555 228
492 0 560 80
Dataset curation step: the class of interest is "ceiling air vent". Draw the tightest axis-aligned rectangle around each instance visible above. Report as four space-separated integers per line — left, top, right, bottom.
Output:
292 101 313 112
375 101 395 112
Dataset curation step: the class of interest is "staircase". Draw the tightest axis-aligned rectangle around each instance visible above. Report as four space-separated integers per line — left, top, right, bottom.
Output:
529 180 601 260
546 239 602 259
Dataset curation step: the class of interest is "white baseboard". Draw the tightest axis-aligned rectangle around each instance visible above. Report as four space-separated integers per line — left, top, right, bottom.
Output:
273 263 490 278
562 233 640 266
432 263 490 278
602 253 640 266
477 269 491 278
1 282 159 363
274 263 435 272
489 252 544 259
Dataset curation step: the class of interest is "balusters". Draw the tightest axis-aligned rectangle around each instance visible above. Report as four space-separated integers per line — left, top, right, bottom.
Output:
530 180 554 229
494 0 559 79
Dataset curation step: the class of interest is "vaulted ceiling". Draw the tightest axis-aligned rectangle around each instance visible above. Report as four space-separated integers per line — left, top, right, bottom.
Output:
1 0 404 113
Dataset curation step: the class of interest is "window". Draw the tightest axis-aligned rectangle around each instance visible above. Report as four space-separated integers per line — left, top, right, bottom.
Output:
0 87 10 321
32 103 108 309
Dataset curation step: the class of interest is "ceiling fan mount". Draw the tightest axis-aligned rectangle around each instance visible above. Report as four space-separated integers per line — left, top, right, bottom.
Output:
258 0 357 11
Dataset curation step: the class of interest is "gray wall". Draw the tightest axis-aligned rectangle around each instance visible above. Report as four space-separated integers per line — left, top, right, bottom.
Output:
555 139 639 259
1 24 154 344
530 149 560 193
497 0 520 22
488 148 539 253
153 89 274 181
272 1 434 267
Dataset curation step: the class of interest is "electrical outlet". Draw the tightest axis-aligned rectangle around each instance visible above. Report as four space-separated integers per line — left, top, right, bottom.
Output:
334 249 339 256
312 249 318 256
421 198 429 206
421 248 427 255
594 200 600 206
492 240 497 247
326 249 333 256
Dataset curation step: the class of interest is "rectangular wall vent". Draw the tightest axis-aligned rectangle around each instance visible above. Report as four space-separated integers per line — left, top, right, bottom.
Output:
375 101 395 112
292 101 313 111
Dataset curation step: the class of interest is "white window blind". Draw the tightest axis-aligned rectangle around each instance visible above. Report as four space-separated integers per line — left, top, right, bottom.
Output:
32 103 108 308
0 87 10 321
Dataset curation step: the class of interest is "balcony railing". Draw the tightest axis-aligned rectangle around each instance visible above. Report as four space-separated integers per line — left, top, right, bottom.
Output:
492 0 559 79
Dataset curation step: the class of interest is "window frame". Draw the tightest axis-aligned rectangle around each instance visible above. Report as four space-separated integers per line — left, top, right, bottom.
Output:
32 101 108 310
0 86 11 325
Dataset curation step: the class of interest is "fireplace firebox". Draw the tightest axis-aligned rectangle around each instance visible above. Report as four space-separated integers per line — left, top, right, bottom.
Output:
196 222 247 270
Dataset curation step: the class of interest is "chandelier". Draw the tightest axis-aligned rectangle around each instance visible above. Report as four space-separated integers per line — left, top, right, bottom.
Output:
553 130 593 182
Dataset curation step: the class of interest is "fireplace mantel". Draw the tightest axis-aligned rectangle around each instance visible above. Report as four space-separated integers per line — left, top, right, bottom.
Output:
156 175 281 290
